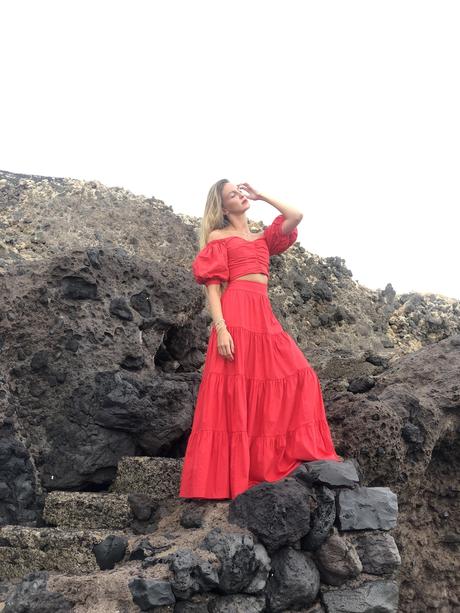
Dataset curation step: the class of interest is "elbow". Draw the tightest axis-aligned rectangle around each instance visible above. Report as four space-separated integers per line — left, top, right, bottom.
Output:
285 212 303 225
283 212 303 221
293 213 303 229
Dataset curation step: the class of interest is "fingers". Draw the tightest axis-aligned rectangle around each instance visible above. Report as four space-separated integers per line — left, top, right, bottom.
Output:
237 182 257 200
227 334 235 360
217 343 234 361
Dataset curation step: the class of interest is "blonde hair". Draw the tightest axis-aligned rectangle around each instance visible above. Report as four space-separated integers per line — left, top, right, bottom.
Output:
197 178 230 300
198 178 229 249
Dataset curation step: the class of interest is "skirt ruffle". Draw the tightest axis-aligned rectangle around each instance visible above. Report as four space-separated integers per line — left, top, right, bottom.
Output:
179 279 342 500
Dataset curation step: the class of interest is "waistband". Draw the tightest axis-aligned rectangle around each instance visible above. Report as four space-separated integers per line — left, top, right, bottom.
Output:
225 279 268 295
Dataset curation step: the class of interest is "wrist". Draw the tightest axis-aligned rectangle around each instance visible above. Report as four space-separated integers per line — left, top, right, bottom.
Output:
214 318 227 333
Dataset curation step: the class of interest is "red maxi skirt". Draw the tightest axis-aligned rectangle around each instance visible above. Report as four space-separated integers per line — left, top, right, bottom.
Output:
179 279 342 500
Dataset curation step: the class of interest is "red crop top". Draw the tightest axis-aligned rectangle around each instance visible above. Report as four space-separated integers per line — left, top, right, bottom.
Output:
192 214 298 287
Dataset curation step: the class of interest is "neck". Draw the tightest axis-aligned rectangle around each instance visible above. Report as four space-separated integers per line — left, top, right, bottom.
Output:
225 216 251 234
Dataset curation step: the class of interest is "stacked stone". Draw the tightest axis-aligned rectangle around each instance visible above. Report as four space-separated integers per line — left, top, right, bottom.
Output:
155 459 401 613
1 457 401 612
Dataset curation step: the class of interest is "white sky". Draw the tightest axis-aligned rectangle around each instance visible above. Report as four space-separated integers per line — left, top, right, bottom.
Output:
1 1 459 300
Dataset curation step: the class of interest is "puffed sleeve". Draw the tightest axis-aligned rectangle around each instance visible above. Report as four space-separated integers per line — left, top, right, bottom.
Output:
264 214 298 256
192 241 230 287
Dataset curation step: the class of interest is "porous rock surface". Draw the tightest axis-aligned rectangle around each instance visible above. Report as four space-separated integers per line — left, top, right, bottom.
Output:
1 461 401 612
0 169 459 612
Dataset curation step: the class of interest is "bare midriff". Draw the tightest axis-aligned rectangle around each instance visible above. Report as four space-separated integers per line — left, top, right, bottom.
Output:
220 273 268 293
233 273 268 284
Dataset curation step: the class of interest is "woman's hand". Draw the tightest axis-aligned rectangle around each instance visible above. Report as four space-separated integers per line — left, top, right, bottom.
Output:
238 182 261 201
217 328 234 361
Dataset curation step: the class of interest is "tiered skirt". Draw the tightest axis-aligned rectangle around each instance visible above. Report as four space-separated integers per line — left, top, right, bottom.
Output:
179 279 342 500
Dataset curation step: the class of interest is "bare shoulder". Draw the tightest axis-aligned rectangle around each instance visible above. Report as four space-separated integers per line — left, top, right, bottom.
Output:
207 229 224 242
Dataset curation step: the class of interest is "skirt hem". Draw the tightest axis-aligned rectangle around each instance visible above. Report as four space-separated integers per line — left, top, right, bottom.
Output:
178 420 343 500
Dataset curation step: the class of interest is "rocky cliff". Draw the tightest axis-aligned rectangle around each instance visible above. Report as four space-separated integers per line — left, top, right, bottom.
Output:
0 169 458 612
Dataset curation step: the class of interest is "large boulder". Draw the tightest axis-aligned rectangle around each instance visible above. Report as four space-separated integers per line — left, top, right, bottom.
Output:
228 478 311 553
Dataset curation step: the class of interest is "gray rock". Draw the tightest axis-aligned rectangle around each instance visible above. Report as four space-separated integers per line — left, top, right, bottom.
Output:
60 275 98 300
293 603 326 613
167 547 220 599
128 492 159 521
120 354 145 370
43 491 133 529
337 487 398 530
300 486 336 551
109 296 133 320
228 478 311 553
130 289 152 317
128 577 176 609
244 543 272 593
180 502 206 528
265 546 320 612
313 528 362 585
86 247 101 269
292 460 360 489
174 599 211 612
0 424 40 526
401 422 424 447
129 537 157 560
321 579 399 612
111 456 183 500
348 376 376 394
174 600 210 613
93 534 128 570
313 280 334 302
348 532 401 575
1 184 200 492
3 571 73 613
200 528 270 594
365 353 389 368
208 593 266 612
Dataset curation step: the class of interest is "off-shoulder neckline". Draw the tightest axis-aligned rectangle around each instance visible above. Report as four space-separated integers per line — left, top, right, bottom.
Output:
205 232 266 246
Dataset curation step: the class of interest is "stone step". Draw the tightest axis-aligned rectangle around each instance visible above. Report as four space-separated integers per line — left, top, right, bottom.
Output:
0 525 130 579
43 491 133 530
110 456 183 500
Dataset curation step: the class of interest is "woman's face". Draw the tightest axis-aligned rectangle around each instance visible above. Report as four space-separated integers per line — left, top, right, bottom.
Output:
221 182 249 215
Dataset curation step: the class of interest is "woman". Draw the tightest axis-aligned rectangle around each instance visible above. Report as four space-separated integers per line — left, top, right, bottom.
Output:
179 179 343 501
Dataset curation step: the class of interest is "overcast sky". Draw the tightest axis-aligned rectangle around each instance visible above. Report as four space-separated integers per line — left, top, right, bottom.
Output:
2 1 459 300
